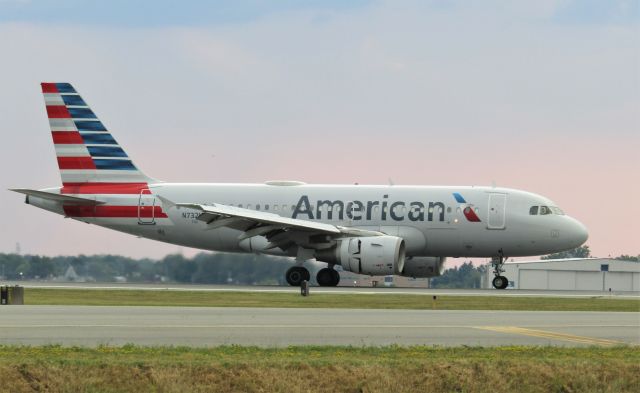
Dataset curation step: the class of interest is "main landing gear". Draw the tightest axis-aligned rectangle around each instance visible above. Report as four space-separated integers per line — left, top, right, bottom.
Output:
285 266 310 286
285 265 341 287
316 267 340 287
491 249 509 290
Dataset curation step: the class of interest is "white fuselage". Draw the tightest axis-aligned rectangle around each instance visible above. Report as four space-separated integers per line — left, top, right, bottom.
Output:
31 182 589 259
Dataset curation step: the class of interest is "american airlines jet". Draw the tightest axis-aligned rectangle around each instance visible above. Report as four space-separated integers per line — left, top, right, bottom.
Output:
11 83 589 289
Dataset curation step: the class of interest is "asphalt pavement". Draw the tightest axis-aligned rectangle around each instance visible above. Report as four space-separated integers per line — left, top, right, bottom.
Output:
1 306 637 347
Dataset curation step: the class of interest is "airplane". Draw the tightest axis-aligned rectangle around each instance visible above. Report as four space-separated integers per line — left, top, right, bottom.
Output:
11 83 589 289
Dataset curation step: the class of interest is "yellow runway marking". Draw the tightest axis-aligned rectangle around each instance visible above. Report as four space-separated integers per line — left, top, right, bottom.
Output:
476 326 626 346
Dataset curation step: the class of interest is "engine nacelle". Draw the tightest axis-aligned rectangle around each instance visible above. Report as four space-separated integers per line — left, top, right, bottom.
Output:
316 236 405 275
400 256 447 278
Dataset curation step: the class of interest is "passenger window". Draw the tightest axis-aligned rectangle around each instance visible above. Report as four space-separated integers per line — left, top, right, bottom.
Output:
529 206 538 215
282 204 287 211
238 204 243 208
274 205 279 211
264 204 269 210
247 204 252 209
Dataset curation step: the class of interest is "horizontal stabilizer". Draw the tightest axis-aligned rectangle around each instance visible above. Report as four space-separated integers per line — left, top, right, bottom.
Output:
10 189 105 205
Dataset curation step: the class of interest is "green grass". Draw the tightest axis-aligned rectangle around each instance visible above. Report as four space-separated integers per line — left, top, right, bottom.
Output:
0 345 638 392
23 288 640 311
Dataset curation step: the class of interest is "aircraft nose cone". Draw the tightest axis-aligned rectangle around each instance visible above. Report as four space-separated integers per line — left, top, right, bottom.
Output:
570 218 589 247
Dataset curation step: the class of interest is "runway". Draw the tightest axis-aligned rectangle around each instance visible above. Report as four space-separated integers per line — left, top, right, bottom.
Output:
1 306 638 347
6 281 639 298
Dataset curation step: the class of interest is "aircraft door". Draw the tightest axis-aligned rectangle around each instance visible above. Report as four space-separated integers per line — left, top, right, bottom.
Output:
487 193 506 229
138 189 156 225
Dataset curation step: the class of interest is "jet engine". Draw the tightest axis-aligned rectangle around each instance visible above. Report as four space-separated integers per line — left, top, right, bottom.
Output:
316 236 405 275
401 256 447 278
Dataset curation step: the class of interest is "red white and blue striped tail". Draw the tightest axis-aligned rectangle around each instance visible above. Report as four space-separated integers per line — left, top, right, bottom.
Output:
42 82 156 191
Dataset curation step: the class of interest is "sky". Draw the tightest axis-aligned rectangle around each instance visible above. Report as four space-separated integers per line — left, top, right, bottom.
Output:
0 0 638 261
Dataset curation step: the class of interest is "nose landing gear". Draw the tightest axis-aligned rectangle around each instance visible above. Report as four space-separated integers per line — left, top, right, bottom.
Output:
492 275 508 290
491 249 509 290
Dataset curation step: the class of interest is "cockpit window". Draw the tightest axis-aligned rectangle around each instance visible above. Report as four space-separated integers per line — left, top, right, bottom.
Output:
531 205 564 215
550 206 564 215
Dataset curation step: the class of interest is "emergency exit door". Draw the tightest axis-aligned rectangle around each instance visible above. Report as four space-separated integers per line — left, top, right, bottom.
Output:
138 189 156 225
487 193 506 229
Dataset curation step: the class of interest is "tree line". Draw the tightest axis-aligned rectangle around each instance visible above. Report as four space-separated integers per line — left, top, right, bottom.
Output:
0 245 636 286
0 252 293 285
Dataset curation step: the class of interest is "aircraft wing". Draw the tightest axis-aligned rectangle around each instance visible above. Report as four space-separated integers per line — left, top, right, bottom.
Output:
160 197 383 250
179 202 341 234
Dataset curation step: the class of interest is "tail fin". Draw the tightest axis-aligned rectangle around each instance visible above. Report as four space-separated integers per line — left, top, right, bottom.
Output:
42 82 156 188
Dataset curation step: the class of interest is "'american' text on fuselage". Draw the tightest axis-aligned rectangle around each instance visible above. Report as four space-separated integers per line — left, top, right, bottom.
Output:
292 195 446 222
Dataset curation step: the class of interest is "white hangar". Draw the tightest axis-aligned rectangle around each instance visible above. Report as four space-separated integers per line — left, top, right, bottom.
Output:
482 258 640 291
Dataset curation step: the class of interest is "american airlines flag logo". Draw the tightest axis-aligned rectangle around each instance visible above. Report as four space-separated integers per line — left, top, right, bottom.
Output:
42 82 139 176
452 192 481 222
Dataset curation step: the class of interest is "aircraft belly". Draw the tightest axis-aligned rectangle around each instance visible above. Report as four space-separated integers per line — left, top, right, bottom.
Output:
425 228 460 256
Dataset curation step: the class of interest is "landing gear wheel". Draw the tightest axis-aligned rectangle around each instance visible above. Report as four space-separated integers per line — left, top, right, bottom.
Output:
491 249 509 290
492 275 508 290
317 268 340 287
286 266 310 287
330 269 340 286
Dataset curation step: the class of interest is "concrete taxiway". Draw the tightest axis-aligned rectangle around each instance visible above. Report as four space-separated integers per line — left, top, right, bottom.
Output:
1 306 637 347
7 281 639 298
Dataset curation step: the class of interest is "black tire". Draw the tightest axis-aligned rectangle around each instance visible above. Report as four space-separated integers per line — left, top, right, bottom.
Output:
492 275 508 289
330 269 340 287
316 268 333 287
286 266 310 287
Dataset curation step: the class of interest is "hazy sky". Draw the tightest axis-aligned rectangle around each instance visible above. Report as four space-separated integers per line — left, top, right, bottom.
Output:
0 0 638 260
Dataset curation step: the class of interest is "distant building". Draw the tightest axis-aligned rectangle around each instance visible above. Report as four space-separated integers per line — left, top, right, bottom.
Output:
56 265 90 282
62 265 80 282
482 258 640 291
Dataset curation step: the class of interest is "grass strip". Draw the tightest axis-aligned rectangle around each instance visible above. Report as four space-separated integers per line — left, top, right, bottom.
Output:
22 288 640 311
0 345 638 392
